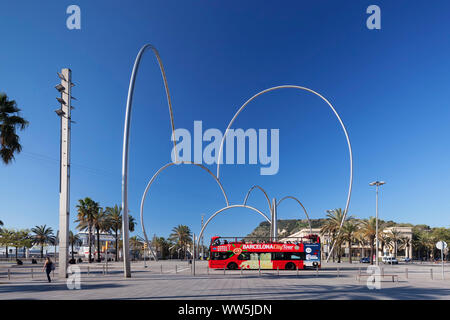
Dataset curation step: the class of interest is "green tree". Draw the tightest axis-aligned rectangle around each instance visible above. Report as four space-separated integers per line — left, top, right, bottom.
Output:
31 225 55 258
357 217 386 265
169 225 192 260
104 205 136 261
69 231 82 261
0 93 29 164
0 228 15 258
75 197 100 263
92 208 108 262
341 220 359 264
320 209 350 263
388 229 403 258
129 236 143 259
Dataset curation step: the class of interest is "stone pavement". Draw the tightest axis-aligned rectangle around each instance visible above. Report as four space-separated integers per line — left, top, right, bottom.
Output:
1 261 450 300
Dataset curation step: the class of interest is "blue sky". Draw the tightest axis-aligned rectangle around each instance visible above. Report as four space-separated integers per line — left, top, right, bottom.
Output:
1 1 449 241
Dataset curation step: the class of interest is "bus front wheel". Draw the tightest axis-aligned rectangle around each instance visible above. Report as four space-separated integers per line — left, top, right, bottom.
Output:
285 262 296 270
227 262 238 270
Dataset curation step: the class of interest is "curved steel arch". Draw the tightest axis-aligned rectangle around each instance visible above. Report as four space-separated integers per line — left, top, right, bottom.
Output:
196 204 271 253
277 196 312 234
140 161 230 261
242 185 272 212
122 44 178 277
215 85 353 263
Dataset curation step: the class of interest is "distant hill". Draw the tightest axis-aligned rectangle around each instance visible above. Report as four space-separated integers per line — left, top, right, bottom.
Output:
246 218 417 238
246 218 328 238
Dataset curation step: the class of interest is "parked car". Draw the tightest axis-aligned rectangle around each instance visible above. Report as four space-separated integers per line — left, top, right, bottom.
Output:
382 256 399 264
360 257 370 263
401 257 411 263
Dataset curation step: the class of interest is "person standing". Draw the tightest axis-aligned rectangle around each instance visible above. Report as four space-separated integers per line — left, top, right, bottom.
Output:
42 257 54 283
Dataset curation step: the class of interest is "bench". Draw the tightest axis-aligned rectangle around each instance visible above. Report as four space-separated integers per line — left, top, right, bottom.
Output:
356 273 399 282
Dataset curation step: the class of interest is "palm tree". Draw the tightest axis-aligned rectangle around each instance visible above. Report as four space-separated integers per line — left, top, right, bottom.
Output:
341 220 359 263
129 236 143 259
104 205 136 261
69 231 82 261
31 225 55 258
0 229 15 258
388 229 403 258
357 217 386 265
169 225 192 260
0 93 29 164
379 232 392 257
105 205 121 261
75 197 100 263
91 208 109 262
320 209 350 263
400 236 412 259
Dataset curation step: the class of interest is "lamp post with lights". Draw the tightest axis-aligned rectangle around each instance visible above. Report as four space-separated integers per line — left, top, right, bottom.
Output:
55 69 75 278
369 180 385 266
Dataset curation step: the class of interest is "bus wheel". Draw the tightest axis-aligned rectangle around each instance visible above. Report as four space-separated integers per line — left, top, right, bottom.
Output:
227 262 238 270
285 262 296 270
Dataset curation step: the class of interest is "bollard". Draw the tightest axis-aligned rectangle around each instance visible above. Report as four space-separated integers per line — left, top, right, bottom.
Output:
160 265 163 275
207 266 209 275
258 265 261 277
337 266 340 278
277 267 279 276
240 267 243 277
405 268 408 279
8 269 10 280
175 265 177 274
223 267 226 275
87 266 90 276
381 267 384 277
316 265 319 277
31 268 33 279
296 265 299 277
430 268 433 280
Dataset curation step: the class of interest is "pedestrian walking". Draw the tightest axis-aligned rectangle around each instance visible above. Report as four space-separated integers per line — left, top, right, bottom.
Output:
42 257 55 283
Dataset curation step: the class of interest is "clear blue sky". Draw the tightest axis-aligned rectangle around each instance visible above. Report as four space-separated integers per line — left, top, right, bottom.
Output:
1 1 449 241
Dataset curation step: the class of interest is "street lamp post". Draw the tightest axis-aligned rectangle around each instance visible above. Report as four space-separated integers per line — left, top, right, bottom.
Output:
55 69 75 279
369 181 386 266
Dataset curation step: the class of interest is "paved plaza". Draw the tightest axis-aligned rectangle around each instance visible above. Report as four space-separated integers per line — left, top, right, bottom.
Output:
1 260 450 299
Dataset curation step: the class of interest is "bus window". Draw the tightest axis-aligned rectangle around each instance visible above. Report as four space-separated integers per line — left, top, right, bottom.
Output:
250 253 259 261
272 252 286 260
238 252 251 260
260 253 271 261
290 252 306 260
212 252 229 260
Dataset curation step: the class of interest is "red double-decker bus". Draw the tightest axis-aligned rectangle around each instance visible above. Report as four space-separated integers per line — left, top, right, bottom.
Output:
208 235 321 270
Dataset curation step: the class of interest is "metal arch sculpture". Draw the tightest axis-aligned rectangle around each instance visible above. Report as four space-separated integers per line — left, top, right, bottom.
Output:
277 196 312 234
123 44 354 271
242 185 272 212
196 204 272 253
139 161 230 261
215 85 353 263
122 44 178 277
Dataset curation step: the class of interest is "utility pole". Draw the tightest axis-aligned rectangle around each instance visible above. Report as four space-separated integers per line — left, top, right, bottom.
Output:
272 198 277 241
369 181 385 267
201 215 204 260
55 68 74 279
